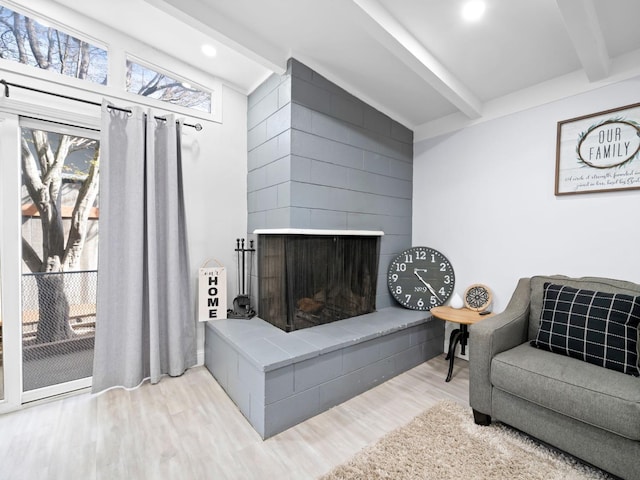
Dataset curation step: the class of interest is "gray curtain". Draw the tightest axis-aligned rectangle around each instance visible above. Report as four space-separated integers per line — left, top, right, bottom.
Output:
92 103 196 393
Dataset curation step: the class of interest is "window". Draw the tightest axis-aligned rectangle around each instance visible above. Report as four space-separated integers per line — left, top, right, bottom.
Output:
0 3 217 118
126 58 211 113
0 5 107 84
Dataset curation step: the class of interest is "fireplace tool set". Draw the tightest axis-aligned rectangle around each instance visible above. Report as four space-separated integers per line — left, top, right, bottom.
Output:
227 238 256 319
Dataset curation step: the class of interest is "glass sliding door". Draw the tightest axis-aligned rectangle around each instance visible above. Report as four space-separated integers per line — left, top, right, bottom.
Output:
0 274 3 401
20 119 99 399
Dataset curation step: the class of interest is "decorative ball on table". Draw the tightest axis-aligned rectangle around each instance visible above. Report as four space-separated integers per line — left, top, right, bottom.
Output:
448 292 464 309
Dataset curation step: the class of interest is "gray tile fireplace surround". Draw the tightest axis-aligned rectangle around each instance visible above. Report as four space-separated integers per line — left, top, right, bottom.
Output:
204 307 444 439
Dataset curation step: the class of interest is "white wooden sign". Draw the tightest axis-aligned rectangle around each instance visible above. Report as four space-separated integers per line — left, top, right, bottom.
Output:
555 102 640 195
198 266 227 321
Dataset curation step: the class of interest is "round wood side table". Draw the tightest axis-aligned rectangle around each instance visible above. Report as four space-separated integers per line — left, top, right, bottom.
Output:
430 306 494 382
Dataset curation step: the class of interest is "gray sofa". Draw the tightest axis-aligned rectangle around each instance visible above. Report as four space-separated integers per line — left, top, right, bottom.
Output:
469 275 640 480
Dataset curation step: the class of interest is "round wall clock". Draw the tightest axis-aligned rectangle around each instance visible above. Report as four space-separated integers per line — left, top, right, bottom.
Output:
387 247 455 311
464 284 492 311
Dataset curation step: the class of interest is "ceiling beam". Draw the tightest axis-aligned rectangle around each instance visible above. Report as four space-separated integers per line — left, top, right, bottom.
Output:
352 0 482 120
556 0 609 81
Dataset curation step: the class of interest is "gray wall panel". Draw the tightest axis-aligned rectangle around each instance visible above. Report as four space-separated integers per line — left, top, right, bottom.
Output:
247 57 413 313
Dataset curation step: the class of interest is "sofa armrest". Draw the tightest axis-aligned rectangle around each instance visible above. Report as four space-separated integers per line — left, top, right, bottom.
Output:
469 277 532 417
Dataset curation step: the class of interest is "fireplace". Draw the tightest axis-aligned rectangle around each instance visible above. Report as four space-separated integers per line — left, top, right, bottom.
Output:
256 230 382 332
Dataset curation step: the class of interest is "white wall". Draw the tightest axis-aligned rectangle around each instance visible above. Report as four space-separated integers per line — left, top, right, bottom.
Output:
181 86 247 363
413 75 640 314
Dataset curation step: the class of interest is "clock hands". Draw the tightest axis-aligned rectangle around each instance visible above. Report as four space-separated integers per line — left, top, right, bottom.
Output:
414 269 443 303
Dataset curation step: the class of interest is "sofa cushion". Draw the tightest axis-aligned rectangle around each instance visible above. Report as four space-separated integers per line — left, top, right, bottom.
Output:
531 283 640 376
528 275 640 341
491 343 640 440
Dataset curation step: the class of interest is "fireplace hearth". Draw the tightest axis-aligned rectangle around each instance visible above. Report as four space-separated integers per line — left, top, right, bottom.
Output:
257 230 382 332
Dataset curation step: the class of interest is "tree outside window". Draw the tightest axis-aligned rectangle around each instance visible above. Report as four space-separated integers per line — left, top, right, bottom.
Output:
21 126 99 344
0 5 108 84
126 59 212 113
0 5 212 114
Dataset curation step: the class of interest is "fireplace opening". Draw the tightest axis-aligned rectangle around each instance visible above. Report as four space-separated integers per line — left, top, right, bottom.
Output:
257 233 380 332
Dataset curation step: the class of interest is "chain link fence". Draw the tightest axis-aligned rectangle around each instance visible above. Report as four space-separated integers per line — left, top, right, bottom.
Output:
21 270 97 391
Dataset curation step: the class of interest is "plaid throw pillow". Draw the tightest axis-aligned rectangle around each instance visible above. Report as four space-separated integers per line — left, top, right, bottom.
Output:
531 283 640 376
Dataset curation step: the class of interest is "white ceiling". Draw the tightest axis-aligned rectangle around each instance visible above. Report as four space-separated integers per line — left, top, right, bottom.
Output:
46 0 640 139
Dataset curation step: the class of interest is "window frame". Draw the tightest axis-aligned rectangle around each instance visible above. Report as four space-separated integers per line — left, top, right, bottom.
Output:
125 55 213 114
0 3 109 83
0 0 222 124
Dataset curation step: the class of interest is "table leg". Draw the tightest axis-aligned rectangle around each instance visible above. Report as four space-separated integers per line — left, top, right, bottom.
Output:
445 324 469 382
459 324 469 355
445 328 459 361
445 328 462 381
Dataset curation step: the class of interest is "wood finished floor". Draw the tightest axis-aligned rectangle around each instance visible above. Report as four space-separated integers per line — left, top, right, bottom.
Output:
0 354 469 480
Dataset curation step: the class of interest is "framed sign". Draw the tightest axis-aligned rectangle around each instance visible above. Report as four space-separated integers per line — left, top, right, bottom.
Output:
555 102 640 195
198 265 227 321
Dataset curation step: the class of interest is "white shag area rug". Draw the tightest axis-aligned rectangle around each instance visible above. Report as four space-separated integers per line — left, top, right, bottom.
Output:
320 400 614 480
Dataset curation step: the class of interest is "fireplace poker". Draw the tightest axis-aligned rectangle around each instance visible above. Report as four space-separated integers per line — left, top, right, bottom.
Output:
236 238 241 294
241 238 246 294
228 237 256 319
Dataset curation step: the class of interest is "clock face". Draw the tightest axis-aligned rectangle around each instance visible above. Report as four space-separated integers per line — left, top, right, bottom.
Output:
387 247 455 311
464 284 492 311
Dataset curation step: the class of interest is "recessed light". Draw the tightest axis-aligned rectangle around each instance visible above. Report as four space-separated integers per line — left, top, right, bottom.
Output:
461 0 486 22
201 44 217 58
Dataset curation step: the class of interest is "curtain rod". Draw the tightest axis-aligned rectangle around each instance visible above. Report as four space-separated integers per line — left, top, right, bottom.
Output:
0 79 203 131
